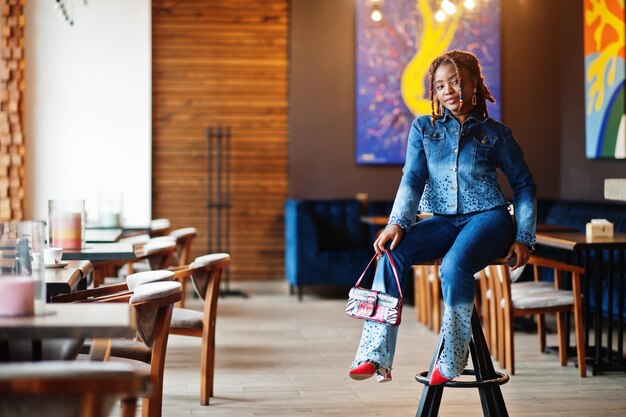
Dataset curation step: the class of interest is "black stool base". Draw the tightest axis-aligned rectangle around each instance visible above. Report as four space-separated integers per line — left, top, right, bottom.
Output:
415 308 509 417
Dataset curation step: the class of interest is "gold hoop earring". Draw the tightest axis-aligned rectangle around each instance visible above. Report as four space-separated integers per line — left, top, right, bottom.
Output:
471 87 477 106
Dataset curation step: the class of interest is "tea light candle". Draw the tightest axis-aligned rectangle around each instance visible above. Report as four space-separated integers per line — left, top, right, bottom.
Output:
0 277 35 316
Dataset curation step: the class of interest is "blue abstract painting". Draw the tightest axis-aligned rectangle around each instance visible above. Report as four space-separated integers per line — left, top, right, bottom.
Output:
356 0 501 164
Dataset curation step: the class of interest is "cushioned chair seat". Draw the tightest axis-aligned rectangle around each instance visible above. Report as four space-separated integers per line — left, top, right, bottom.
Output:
81 339 152 364
171 308 204 329
511 284 574 309
7 339 85 362
106 356 151 375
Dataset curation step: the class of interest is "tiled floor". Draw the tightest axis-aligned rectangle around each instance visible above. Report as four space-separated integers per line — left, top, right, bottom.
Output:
120 281 626 417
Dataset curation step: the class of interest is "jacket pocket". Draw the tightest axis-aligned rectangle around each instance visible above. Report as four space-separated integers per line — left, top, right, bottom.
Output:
472 135 497 176
423 130 445 160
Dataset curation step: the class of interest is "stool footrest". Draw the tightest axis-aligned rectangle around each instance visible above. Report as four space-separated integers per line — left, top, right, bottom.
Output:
415 369 509 387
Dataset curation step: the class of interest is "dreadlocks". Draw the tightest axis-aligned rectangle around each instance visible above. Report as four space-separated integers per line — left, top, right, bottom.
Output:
427 50 496 126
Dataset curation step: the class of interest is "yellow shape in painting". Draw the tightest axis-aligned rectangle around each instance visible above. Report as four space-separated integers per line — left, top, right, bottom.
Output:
585 0 625 115
401 0 462 116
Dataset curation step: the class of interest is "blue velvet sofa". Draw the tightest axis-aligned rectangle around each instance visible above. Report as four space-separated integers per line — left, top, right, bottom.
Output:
284 199 374 300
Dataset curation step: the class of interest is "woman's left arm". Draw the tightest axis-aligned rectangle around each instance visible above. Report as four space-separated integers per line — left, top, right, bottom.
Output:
498 130 537 266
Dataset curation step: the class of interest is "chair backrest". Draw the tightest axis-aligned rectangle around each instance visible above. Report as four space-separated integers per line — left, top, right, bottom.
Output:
130 281 182 347
169 227 197 267
149 219 171 237
0 361 150 417
186 253 231 301
134 239 177 270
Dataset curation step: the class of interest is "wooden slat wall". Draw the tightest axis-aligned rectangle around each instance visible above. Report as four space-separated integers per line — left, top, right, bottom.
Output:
0 0 24 221
152 0 289 280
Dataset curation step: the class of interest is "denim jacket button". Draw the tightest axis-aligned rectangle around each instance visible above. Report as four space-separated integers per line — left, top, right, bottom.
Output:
481 138 487 144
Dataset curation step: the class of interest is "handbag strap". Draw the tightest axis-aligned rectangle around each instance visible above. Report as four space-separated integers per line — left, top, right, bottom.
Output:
354 249 403 300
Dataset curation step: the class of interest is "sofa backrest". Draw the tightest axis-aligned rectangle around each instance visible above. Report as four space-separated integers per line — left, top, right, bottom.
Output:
305 199 369 251
539 199 626 233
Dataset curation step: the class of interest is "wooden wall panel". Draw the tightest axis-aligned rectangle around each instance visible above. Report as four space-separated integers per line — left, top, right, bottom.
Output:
0 0 24 221
152 0 289 280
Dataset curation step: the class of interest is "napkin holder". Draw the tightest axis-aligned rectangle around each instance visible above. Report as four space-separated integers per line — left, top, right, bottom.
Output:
586 219 614 240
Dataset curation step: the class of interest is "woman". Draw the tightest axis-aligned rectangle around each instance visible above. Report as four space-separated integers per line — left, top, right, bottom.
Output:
349 50 536 384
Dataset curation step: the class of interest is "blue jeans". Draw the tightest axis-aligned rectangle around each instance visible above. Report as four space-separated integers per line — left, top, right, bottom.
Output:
352 206 514 378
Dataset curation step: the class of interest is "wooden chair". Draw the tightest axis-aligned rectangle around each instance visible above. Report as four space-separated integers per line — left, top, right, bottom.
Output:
168 227 197 307
0 361 150 417
51 270 176 304
149 219 171 237
412 264 438 330
412 261 443 332
169 227 197 267
95 238 178 288
487 256 586 377
52 277 183 417
169 253 231 405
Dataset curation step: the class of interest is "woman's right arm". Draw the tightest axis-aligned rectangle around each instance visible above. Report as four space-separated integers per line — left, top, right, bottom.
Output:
386 118 429 232
374 224 404 256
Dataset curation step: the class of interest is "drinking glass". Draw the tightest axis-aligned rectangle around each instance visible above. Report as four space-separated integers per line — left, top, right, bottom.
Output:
48 199 85 249
98 192 123 227
0 221 46 315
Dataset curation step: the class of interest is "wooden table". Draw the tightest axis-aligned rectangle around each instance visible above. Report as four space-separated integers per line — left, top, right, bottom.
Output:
361 215 575 233
0 303 136 361
61 242 138 262
61 242 140 288
85 228 123 243
535 231 626 374
44 260 93 298
360 213 434 226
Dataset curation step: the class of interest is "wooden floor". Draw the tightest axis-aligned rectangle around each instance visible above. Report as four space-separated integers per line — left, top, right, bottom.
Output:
119 281 626 417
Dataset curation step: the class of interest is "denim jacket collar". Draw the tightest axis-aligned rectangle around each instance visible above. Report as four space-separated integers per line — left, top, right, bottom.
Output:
437 108 488 125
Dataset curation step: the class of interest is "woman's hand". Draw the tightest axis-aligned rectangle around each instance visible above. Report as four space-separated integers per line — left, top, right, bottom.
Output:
373 224 404 256
506 242 530 270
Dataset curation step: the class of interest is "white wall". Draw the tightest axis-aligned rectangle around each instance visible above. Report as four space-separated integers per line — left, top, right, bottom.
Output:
24 0 151 226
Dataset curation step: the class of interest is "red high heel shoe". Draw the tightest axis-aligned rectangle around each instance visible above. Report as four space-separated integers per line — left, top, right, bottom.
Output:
376 367 392 383
348 362 377 380
429 364 451 385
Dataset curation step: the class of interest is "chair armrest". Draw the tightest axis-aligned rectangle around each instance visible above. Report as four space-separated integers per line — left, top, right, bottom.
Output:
50 282 129 303
528 255 585 275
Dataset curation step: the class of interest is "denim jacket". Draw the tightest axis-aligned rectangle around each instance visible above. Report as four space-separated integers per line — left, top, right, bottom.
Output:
388 109 537 249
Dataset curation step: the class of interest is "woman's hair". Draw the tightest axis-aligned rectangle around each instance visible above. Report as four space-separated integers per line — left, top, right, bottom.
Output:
427 50 495 125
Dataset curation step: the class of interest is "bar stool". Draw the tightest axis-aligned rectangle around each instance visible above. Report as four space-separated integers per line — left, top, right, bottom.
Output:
413 258 512 417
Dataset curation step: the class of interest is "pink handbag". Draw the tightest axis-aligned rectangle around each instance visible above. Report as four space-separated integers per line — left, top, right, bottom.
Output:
345 249 403 326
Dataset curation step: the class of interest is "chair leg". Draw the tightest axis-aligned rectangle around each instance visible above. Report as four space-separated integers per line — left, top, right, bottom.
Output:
573 303 587 377
556 311 567 366
413 267 421 322
120 398 138 417
505 314 514 375
488 288 498 360
200 326 213 405
431 267 441 333
537 314 546 352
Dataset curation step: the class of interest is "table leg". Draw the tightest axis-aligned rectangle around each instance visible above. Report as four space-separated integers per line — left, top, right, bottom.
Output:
594 249 602 373
0 340 7 362
607 250 614 364
583 250 591 352
32 339 42 361
618 251 624 367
